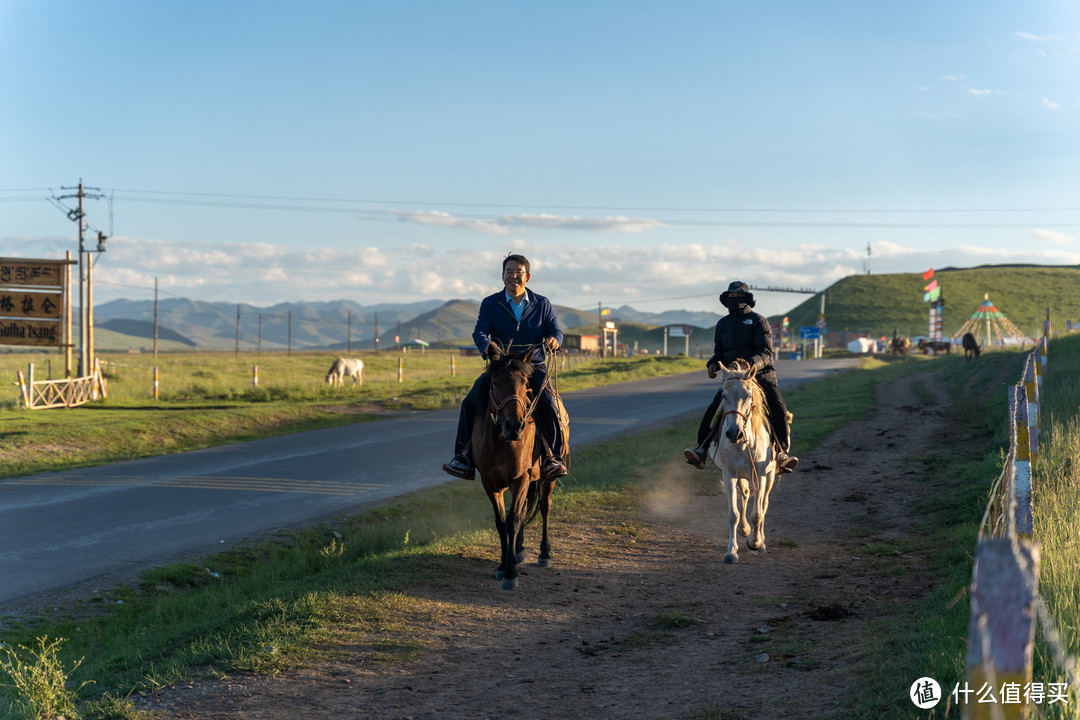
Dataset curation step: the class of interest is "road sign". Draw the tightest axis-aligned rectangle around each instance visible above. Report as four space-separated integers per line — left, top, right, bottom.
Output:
800 326 821 340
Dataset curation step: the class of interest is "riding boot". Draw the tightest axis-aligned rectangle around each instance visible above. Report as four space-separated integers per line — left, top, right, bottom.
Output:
683 430 714 470
769 420 799 475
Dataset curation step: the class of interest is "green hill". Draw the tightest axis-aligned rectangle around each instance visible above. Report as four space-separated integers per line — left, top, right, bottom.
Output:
779 265 1080 340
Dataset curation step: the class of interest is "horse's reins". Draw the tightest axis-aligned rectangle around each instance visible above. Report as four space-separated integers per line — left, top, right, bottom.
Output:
720 384 764 495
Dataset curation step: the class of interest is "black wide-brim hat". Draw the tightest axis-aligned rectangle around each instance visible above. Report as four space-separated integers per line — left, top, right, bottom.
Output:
720 280 755 307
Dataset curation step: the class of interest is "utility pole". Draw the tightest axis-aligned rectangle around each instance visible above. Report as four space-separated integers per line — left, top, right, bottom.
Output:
57 181 106 376
153 277 159 359
598 302 604 359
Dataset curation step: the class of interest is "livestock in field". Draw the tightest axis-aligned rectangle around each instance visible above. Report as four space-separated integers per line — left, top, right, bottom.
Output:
917 339 952 355
707 363 779 564
962 333 982 360
472 342 569 589
890 336 912 355
325 358 364 386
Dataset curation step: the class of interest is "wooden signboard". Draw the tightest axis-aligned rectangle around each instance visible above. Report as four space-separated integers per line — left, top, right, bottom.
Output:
0 291 62 319
0 258 69 350
0 259 65 289
0 319 62 346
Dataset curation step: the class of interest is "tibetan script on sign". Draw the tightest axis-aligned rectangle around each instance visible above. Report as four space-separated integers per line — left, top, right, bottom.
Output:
0 259 65 288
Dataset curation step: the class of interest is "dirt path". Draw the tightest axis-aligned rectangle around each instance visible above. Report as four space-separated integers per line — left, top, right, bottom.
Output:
135 370 952 719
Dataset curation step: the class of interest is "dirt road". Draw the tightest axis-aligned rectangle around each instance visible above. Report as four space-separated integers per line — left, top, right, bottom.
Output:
135 369 953 719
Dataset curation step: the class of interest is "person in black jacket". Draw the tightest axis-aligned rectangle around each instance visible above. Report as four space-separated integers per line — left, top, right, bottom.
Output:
683 281 799 474
442 254 567 481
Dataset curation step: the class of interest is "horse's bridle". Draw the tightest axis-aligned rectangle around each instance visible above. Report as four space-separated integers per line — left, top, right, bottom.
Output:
722 404 753 422
489 382 542 427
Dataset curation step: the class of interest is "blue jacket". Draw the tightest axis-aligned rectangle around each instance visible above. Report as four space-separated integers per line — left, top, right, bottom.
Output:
472 289 563 365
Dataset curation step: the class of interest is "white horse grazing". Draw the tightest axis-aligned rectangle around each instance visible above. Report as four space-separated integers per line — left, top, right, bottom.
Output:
326 358 364 386
708 363 779 564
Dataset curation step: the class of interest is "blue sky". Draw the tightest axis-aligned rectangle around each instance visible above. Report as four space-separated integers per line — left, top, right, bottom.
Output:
2 1 1079 318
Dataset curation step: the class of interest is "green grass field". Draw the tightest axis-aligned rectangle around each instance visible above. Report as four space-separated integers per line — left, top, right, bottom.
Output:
0 349 700 478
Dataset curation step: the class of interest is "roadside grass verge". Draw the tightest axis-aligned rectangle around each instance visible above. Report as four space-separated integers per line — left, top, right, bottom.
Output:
1032 333 1080 720
0 351 699 478
0 351 1023 719
821 349 1026 720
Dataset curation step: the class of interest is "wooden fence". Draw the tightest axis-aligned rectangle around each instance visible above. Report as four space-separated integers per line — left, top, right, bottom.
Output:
966 318 1079 718
16 359 107 410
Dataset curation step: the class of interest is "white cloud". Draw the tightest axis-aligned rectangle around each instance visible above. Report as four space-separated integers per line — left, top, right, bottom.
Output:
1031 229 1073 245
387 210 663 235
1042 97 1060 110
1016 31 1052 41
966 88 1002 96
943 74 967 81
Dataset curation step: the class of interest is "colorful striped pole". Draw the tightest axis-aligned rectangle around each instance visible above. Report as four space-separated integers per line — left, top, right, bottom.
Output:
153 366 159 400
253 365 259 387
398 357 403 383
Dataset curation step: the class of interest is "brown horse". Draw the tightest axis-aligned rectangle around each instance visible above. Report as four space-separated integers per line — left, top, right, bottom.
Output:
472 342 560 590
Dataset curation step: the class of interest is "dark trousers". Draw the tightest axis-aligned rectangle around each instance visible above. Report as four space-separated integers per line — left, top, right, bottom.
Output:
695 375 790 452
454 367 564 462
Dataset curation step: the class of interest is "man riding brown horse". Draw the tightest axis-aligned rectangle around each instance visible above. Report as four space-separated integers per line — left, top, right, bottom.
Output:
683 281 798 475
442 254 568 482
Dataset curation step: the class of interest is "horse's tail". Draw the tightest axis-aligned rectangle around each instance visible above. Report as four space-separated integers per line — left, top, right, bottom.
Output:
523 480 543 528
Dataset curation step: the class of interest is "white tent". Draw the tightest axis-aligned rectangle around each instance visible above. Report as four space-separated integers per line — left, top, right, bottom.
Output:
847 337 875 354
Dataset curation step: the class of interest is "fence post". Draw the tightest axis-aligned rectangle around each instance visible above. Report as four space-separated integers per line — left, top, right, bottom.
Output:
450 355 456 377
965 538 1040 720
253 365 259 388
398 356 403 383
17 370 30 409
1023 356 1039 459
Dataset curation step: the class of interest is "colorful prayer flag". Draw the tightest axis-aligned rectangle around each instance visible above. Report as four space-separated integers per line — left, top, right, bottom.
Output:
922 268 934 281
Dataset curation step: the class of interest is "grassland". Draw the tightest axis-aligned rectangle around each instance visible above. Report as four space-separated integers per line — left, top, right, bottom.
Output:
0 345 1042 719
782 265 1080 340
0 349 700 479
1031 333 1080 720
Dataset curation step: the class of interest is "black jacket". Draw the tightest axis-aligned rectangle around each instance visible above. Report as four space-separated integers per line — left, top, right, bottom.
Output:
707 305 776 379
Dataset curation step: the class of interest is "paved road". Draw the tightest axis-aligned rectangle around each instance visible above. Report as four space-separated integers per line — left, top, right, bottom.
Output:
0 358 856 606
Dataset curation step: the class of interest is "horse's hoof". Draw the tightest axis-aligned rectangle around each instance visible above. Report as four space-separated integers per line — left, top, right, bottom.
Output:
495 568 505 580
514 551 526 565
747 539 761 551
757 545 768 555
501 576 518 590
537 557 553 568
723 553 739 564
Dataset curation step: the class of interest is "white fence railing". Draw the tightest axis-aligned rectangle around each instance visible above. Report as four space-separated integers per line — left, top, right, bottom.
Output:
967 322 1080 719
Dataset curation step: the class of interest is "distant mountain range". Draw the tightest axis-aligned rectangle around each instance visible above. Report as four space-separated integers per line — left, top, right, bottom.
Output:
89 264 1080 353
90 297 725 352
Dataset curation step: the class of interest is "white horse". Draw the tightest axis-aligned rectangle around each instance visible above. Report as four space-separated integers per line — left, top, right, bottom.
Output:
326 358 364 386
708 363 779 564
